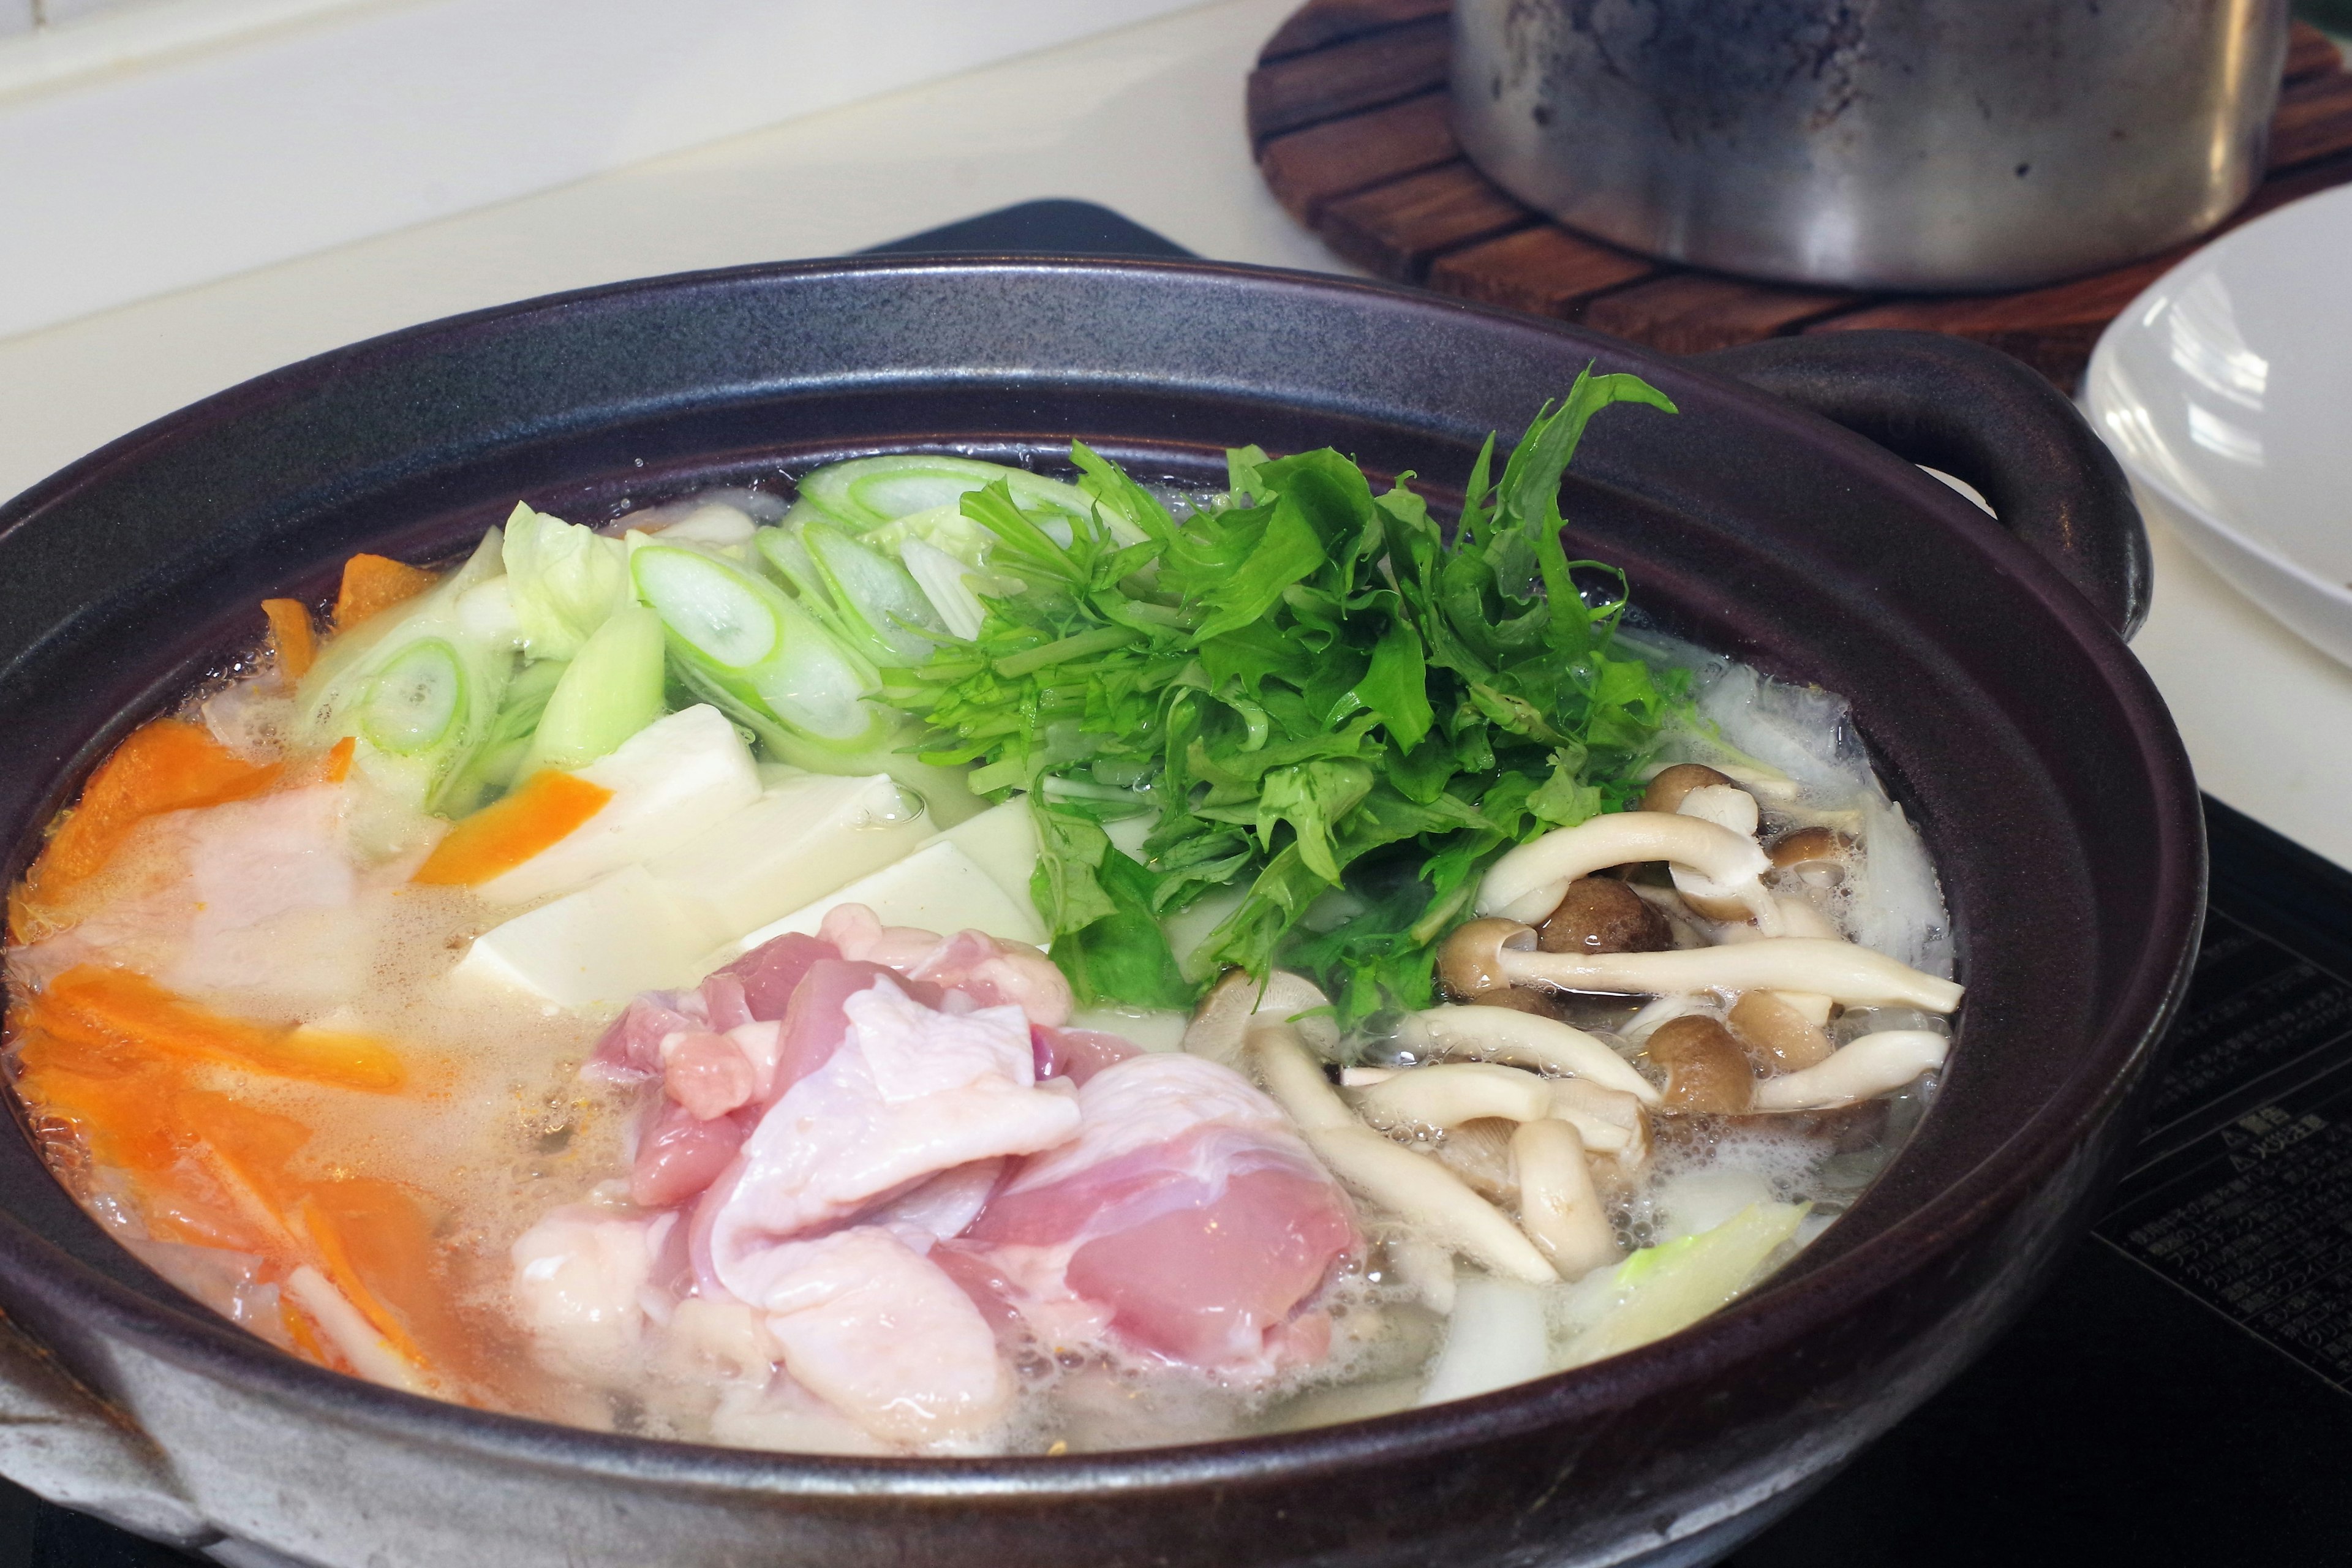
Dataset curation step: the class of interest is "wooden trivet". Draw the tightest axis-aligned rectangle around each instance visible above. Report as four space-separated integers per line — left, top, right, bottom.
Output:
1249 2 2352 385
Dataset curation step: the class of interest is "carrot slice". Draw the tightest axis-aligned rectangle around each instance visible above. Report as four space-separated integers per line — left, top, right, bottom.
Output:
17 1056 183 1173
13 1000 161 1078
410 770 612 887
332 554 436 631
260 598 318 679
176 1087 317 1178
322 736 356 783
292 1186 434 1370
40 967 405 1093
28 718 282 895
277 1025 407 1093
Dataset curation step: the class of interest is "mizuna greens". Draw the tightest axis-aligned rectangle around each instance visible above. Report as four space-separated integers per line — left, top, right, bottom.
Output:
881 368 1688 1019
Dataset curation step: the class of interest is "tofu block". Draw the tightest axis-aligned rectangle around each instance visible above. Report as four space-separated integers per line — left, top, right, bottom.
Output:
1102 812 1155 862
453 864 727 1010
725 840 1048 956
647 772 930 940
477 704 760 907
929 798 1039 907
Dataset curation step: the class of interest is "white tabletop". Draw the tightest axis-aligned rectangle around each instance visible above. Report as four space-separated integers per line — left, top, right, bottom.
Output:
2 0 2345 872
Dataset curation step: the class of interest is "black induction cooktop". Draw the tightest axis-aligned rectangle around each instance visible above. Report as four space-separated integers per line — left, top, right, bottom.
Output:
5 202 2345 1568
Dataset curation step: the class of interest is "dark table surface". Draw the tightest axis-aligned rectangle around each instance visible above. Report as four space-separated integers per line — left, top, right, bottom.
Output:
7 202 2350 1567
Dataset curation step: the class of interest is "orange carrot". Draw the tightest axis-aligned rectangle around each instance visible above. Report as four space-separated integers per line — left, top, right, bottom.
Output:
332 554 435 631
13 998 160 1078
322 736 356 783
410 770 612 888
39 967 405 1093
27 718 281 895
260 598 318 679
276 1025 407 1093
293 1189 432 1370
16 1052 183 1173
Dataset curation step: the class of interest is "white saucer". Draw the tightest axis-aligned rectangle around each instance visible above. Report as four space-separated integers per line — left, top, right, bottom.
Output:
2084 183 2352 671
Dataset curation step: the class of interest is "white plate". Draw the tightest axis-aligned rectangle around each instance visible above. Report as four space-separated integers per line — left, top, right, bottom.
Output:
2084 183 2352 670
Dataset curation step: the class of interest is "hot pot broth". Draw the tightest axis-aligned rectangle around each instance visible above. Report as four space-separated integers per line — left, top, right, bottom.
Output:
2 379 1958 1455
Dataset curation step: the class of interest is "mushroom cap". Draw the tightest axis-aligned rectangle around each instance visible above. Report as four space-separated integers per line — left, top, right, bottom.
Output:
1537 876 1675 956
1640 763 1736 815
1182 968 1340 1066
1769 826 1856 887
1437 917 1539 1000
1673 783 1760 838
1644 1016 1754 1114
1469 987 1575 1021
1727 989 1837 1071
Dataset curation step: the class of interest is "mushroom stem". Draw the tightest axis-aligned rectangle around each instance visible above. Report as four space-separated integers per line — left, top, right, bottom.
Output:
1501 938 1963 1012
1775 991 1836 1027
1305 1124 1559 1285
1253 1027 1556 1284
1669 785 1775 925
1477 814 1773 925
1354 1062 1646 1161
1250 1022 1355 1131
1547 1077 1648 1164
1349 1063 1555 1129
1749 1030 1949 1110
1416 1005 1662 1105
1512 1120 1622 1280
1382 1234 1457 1314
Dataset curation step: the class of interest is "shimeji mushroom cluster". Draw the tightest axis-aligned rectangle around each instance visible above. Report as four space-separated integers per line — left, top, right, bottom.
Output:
1185 763 1961 1296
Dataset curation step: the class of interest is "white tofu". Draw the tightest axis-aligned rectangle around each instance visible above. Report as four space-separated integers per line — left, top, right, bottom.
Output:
453 865 728 1010
724 840 1048 957
476 705 760 907
1164 884 1247 970
1102 812 1154 862
929 798 1039 906
647 772 930 940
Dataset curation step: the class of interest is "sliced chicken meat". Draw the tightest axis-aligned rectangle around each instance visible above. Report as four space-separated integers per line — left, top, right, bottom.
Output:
962 1053 1359 1379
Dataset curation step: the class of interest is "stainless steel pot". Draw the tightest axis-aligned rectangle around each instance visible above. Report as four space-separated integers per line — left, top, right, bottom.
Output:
1451 0 2291 292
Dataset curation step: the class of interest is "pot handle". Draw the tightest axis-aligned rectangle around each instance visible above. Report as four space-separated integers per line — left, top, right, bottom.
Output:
0 1313 212 1546
1691 330 2150 638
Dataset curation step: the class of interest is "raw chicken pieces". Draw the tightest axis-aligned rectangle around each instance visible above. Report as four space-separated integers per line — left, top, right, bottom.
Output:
511 909 1363 1453
732 1227 1014 1448
697 981 1079 1284
961 1055 1357 1379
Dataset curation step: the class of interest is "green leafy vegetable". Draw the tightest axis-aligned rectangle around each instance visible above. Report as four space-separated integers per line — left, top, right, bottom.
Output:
1556 1202 1809 1369
755 522 946 669
440 654 568 813
522 603 668 774
1025 801 1193 1010
886 366 1689 1018
502 503 631 661
785 453 1104 537
293 529 518 815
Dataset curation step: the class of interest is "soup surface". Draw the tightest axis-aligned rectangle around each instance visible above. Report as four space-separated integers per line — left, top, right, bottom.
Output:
4 379 1958 1454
